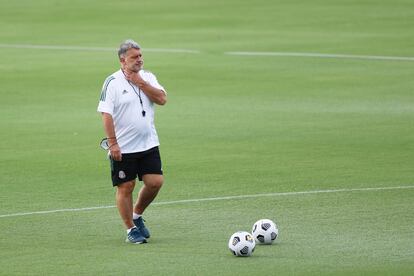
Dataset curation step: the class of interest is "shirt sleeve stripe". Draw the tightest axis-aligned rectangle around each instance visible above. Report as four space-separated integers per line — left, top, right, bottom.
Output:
99 76 115 101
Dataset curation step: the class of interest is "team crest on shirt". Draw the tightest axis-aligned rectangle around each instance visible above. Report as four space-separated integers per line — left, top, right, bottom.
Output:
119 171 126 179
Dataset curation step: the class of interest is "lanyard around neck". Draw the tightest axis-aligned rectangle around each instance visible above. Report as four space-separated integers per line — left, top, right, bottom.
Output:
122 69 146 117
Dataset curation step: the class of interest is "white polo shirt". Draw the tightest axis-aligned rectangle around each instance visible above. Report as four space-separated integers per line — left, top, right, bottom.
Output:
97 69 166 153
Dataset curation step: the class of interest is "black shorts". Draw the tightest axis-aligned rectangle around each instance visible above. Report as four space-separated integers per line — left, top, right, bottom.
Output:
109 146 163 186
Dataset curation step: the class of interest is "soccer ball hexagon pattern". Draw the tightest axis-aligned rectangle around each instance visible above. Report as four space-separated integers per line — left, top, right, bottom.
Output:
228 231 256 257
252 219 278 245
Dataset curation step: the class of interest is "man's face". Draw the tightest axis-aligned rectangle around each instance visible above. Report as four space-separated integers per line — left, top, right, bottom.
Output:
121 48 143 72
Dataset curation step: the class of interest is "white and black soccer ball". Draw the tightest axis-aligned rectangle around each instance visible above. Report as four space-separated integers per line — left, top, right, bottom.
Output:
252 219 278 245
228 231 256 257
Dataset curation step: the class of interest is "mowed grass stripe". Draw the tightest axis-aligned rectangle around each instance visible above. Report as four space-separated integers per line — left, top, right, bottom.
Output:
1 43 414 62
225 51 414 62
1 185 413 219
0 43 201 54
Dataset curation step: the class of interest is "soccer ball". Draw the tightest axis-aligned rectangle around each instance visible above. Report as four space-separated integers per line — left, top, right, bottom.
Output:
228 231 256 257
252 219 278 244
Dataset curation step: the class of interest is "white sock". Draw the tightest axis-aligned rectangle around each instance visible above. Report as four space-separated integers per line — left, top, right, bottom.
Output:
127 226 136 234
133 213 142 220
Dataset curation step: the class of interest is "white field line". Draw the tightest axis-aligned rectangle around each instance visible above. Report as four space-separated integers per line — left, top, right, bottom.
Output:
225 51 414 62
1 43 413 61
1 185 413 219
0 43 201 54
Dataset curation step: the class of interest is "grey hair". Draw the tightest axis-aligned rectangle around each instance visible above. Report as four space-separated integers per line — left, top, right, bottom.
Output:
118 39 141 59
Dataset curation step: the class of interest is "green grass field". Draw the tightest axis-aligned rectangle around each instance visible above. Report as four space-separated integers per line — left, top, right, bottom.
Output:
1 0 413 275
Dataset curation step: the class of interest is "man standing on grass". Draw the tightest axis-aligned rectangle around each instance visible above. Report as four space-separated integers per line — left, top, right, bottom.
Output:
97 39 167 244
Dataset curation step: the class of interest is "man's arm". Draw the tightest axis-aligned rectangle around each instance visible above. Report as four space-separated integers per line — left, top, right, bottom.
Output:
124 70 167 105
101 112 122 161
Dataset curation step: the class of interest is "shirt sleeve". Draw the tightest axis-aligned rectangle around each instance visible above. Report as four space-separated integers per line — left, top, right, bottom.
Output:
97 76 116 115
145 71 167 94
